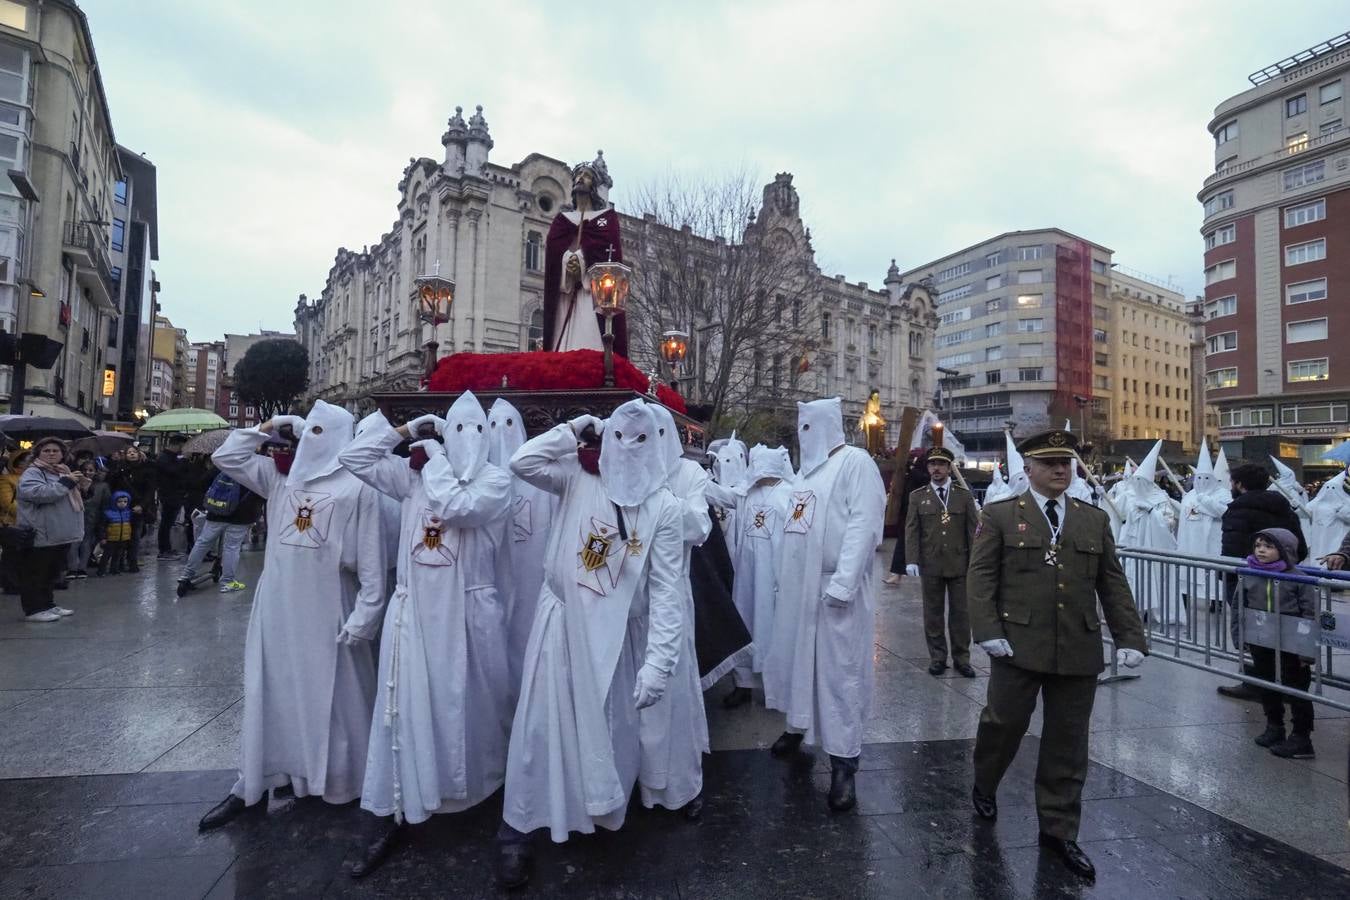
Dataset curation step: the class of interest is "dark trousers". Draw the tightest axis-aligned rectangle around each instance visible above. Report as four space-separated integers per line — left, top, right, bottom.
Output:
18 544 70 615
1249 645 1314 734
158 501 183 553
889 534 906 575
98 541 132 575
973 659 1098 841
921 574 970 666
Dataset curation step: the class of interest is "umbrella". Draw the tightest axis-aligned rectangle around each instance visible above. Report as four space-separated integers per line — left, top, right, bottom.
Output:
72 430 136 457
1324 441 1350 465
0 414 95 441
140 407 230 434
183 428 233 456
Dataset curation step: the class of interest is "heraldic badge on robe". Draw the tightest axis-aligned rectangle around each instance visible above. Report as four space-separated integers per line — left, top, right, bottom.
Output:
747 505 775 540
784 490 817 535
577 516 625 596
279 489 335 549
411 510 459 567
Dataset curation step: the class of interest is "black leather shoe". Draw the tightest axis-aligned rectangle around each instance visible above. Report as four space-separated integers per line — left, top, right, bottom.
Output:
928 661 948 677
198 795 262 832
972 787 997 820
272 782 295 800
683 793 704 821
955 662 977 678
350 821 403 879
496 841 532 890
827 758 857 812
1254 724 1286 748
1039 833 1095 882
1217 682 1262 701
176 579 192 598
770 731 804 757
722 686 752 709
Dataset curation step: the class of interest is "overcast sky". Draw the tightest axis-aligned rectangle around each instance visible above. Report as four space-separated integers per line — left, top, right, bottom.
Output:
83 0 1349 341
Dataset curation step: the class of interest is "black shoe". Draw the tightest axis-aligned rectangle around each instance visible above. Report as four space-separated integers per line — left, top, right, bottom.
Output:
955 662 977 678
1269 733 1315 759
1039 833 1095 882
350 821 404 879
272 782 295 800
827 757 858 812
198 795 262 832
496 842 532 890
722 686 752 709
55 581 69 590
972 787 997 820
1254 724 1286 748
683 793 704 821
770 731 804 757
1217 682 1262 701
928 661 948 677
176 578 192 598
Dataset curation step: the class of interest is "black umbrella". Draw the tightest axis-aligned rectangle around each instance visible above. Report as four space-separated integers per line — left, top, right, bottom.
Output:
0 414 95 441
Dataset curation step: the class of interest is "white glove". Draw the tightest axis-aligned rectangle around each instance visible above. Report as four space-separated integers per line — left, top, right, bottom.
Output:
336 626 368 647
271 414 306 435
979 639 1014 658
825 592 849 609
410 438 445 459
905 564 920 577
1116 648 1145 668
406 414 445 436
633 663 669 709
569 414 605 438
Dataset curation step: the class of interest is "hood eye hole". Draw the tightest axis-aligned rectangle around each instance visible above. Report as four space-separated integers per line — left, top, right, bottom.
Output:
637 433 647 442
614 430 622 439
507 418 513 427
311 425 324 435
477 424 483 433
491 421 497 428
456 423 464 432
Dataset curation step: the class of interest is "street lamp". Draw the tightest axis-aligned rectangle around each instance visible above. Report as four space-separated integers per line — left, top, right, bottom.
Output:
660 329 689 386
415 262 455 382
587 249 632 387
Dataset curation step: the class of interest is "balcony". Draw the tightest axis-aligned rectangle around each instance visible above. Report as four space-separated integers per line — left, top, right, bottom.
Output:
62 221 117 311
1201 125 1348 192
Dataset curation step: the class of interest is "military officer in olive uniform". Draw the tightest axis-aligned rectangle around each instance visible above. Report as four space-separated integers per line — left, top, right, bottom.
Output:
968 429 1147 884
904 447 980 678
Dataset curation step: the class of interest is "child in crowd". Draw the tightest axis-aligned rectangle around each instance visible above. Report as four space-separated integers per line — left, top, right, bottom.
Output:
1241 528 1316 760
97 491 137 576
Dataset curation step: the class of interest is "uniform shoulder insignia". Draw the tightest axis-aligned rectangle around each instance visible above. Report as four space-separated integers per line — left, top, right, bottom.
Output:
985 495 1018 506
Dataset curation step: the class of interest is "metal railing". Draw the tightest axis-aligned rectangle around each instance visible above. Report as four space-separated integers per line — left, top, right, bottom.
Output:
1111 546 1350 712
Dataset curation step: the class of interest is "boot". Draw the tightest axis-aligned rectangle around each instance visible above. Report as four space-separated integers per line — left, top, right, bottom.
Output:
1269 733 1315 759
827 755 858 812
176 578 193 598
721 686 752 709
1253 723 1285 748
496 841 532 890
769 731 804 757
198 794 262 831
349 820 404 879
682 793 704 821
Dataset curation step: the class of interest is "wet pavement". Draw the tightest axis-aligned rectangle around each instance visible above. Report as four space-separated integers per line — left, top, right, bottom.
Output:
1 540 1348 897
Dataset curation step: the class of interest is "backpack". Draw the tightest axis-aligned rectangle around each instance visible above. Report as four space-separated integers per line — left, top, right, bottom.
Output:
203 473 243 518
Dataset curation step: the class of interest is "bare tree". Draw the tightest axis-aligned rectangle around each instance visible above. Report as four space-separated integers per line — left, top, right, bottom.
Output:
620 170 821 432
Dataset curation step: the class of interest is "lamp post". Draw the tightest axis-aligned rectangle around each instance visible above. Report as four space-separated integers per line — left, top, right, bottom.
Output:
659 329 689 390
415 262 455 384
587 248 631 388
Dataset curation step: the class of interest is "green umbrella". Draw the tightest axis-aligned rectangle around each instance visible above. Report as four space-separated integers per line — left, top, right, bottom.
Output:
140 407 230 434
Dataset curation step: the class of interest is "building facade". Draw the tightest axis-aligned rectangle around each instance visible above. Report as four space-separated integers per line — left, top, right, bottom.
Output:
1199 31 1350 468
185 340 223 411
1106 270 1196 447
147 314 185 411
296 106 938 445
113 146 157 422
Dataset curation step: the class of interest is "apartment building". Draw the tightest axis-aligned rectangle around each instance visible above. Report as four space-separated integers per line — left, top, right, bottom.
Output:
1107 270 1196 448
185 340 223 411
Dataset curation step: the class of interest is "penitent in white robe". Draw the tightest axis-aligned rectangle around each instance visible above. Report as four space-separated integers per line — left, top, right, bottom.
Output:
639 457 711 811
762 447 884 759
339 423 513 824
497 477 556 710
1119 486 1180 624
1307 473 1350 562
705 480 740 563
733 479 793 681
213 428 389 806
503 425 685 842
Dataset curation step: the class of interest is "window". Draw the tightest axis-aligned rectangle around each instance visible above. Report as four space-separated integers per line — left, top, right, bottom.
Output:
1019 342 1042 358
937 352 972 367
110 217 125 252
1015 293 1042 309
909 331 925 357
1286 94 1307 117
1321 80 1343 104
1214 120 1238 145
1205 368 1238 389
1285 239 1326 265
821 311 830 340
938 328 973 347
1205 331 1237 354
527 309 543 350
1281 402 1348 425
986 370 1001 385
1091 259 1110 275
1284 198 1325 227
1016 270 1041 284
1287 132 1309 153
1094 374 1110 390
1018 367 1042 382
523 231 542 271
1282 160 1324 190
985 297 1004 314
1017 245 1042 261
1205 223 1236 249
1287 358 1329 383
114 180 127 205
1216 154 1238 172
1286 278 1327 305
867 324 878 353
1321 118 1343 136
936 262 971 283
1204 191 1234 216
985 251 1002 266
0 41 26 104
1017 318 1044 333
985 321 1003 338
939 283 972 304
1206 295 1237 318
940 308 971 326
985 345 1003 361
986 274 1003 291
1286 318 1328 343
1093 328 1108 343
1204 259 1236 284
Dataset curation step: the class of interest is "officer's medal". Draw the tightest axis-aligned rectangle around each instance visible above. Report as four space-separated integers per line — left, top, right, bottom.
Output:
1045 544 1060 567
940 510 952 526
626 534 643 557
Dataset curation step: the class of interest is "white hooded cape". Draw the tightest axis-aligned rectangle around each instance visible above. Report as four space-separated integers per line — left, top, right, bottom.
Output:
1307 470 1350 561
1177 440 1228 560
212 400 389 806
733 445 794 678
704 433 748 560
1117 442 1180 625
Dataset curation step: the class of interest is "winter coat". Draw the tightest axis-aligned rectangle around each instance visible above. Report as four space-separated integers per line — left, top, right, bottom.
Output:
0 468 18 528
100 492 135 543
16 466 85 548
154 450 191 504
82 480 112 533
1221 489 1308 562
107 460 156 515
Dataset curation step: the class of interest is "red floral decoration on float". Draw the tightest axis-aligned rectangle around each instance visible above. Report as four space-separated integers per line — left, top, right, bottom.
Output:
428 350 688 415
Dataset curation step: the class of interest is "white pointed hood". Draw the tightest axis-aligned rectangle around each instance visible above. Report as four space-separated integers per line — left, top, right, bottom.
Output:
599 399 665 506
355 409 386 438
1192 439 1216 493
797 397 846 476
745 443 794 489
649 403 685 481
712 431 749 488
443 391 488 480
1213 447 1230 483
1269 455 1306 497
1004 430 1029 497
486 397 527 468
1134 440 1164 485
287 400 355 486
984 465 1009 504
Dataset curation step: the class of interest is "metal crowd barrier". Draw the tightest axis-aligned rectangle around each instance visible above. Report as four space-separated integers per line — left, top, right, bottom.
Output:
1110 546 1350 713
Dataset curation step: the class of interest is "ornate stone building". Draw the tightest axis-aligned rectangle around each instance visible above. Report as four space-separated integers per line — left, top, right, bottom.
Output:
295 106 937 445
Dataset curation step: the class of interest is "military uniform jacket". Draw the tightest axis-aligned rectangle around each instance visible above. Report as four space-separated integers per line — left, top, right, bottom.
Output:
968 495 1146 675
904 483 979 579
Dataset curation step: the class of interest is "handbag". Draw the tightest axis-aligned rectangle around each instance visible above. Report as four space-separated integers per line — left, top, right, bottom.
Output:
0 525 35 550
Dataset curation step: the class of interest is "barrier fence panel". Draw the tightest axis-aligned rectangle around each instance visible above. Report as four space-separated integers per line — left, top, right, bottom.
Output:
1111 547 1350 713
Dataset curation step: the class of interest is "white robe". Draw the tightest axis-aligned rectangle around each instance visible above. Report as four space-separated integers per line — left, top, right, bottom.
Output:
1118 486 1179 624
339 423 513 824
498 475 556 710
731 479 792 679
213 428 388 806
502 425 685 841
762 447 884 759
1307 481 1350 562
639 458 711 811
1176 488 1227 559
705 480 740 562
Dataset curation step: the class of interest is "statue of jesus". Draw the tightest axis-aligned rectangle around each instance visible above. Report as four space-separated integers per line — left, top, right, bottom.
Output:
542 151 627 357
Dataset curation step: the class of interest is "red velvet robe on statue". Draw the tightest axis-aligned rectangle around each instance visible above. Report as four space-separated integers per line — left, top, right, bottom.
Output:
542 209 627 359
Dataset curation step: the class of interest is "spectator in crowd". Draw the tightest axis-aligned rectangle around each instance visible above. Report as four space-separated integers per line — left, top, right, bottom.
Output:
70 459 110 578
155 435 190 559
0 450 28 595
108 445 156 569
883 449 930 585
177 466 264 595
97 491 137 576
15 438 86 622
